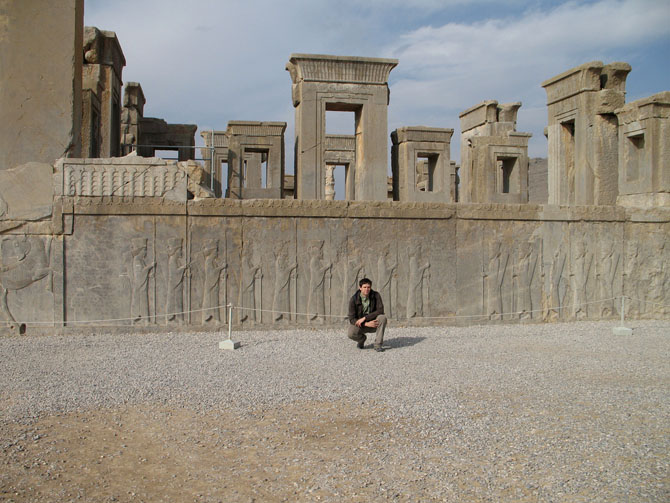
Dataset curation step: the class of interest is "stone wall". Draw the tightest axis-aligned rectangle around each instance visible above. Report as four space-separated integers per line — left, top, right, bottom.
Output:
7 167 668 329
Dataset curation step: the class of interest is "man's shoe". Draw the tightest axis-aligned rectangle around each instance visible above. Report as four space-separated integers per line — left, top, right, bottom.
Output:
357 335 366 349
374 346 385 352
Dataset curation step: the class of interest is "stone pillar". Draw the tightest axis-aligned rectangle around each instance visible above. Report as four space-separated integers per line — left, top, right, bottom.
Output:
121 82 145 156
286 54 397 201
391 126 454 202
0 0 84 170
81 27 125 158
459 101 531 203
324 166 335 200
542 61 631 205
615 92 670 208
200 130 228 197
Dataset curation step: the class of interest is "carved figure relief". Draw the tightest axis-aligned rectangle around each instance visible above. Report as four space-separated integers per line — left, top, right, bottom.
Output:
239 244 262 323
547 242 567 321
377 245 397 319
129 238 155 325
514 240 537 319
0 236 51 323
272 242 297 323
0 193 8 219
166 238 189 323
571 238 592 319
623 241 642 316
407 244 430 319
646 236 667 316
338 244 364 317
484 241 508 320
307 241 331 322
201 239 227 324
596 239 619 317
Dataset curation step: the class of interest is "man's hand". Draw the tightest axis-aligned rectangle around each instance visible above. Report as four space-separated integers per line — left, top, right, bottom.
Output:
355 317 366 327
364 319 379 328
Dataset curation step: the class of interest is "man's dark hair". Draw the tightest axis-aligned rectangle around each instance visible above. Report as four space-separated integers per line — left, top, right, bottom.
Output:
359 278 372 287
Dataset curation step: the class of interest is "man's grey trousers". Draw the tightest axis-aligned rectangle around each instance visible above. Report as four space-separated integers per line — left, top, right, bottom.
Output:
347 314 387 348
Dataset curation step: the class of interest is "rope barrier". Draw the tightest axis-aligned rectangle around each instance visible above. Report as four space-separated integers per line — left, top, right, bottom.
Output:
10 295 662 328
624 296 670 310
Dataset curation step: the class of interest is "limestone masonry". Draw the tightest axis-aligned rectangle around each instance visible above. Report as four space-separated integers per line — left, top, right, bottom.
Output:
0 0 668 331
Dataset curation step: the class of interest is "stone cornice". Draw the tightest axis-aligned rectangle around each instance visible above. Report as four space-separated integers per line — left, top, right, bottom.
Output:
287 53 398 85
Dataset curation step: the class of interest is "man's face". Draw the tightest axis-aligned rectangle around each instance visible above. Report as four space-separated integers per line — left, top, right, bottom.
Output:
359 283 371 297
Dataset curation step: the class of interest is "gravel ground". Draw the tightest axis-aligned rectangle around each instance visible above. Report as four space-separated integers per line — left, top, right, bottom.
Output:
1 320 669 502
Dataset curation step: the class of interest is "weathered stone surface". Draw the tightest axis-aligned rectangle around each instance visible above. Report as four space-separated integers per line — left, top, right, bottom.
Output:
81 27 125 158
2 5 670 334
121 82 197 162
391 127 455 202
528 157 548 204
0 163 53 221
459 101 531 204
180 160 215 200
56 156 188 202
543 61 632 206
0 0 84 170
615 91 670 208
5 190 659 328
287 54 398 201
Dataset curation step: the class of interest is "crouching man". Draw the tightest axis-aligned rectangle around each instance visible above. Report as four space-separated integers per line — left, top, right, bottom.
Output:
347 278 387 352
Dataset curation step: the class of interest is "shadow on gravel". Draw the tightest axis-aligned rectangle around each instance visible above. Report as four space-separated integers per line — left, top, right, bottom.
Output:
385 336 426 349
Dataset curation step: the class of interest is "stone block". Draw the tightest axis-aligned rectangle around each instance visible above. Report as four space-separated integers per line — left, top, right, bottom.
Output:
0 162 53 221
0 0 84 170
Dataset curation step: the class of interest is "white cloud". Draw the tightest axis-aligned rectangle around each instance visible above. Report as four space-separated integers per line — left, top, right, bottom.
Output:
84 0 670 164
384 0 670 158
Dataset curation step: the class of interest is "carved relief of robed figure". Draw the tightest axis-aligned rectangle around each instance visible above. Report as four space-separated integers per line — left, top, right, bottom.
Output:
272 243 297 323
129 238 155 325
201 239 227 324
166 238 189 323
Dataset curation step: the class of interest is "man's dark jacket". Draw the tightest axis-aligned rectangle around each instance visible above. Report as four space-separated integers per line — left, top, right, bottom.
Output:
348 290 385 325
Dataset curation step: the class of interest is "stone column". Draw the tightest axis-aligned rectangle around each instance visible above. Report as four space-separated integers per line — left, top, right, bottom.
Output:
325 165 335 200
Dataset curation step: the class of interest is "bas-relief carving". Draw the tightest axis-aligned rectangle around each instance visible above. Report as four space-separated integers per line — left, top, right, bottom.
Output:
336 243 364 317
129 237 155 325
165 238 189 323
623 240 643 317
571 237 593 319
377 244 397 319
623 233 669 318
201 239 227 324
307 240 332 323
0 194 9 219
407 243 430 319
63 163 185 198
272 242 297 323
643 234 668 317
514 239 538 320
239 244 262 324
0 236 52 323
596 237 620 317
546 240 568 321
484 241 509 320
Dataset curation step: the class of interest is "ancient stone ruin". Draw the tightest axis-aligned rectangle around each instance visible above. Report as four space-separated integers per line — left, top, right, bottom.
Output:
0 0 668 332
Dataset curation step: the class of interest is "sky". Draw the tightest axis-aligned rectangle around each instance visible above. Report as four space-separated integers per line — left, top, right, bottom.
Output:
84 0 670 176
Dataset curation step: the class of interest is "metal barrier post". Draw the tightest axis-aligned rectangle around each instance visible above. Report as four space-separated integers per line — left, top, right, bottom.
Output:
219 303 240 350
612 296 632 335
